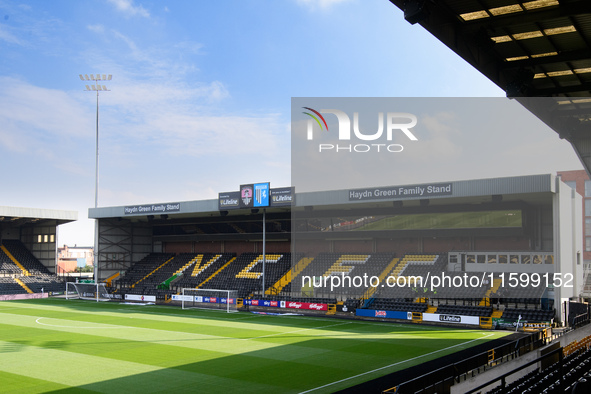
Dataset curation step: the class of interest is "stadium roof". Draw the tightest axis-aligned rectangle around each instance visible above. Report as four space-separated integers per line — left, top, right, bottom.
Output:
0 206 78 226
388 0 591 174
88 174 559 220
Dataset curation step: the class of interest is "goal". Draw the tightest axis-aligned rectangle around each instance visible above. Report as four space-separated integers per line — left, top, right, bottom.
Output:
181 288 238 313
66 282 112 302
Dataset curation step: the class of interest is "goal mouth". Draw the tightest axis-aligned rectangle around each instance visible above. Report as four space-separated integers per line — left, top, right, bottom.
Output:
180 288 239 313
66 282 112 302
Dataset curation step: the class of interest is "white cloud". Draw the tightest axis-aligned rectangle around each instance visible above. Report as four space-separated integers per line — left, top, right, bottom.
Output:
0 24 25 45
106 0 150 18
87 24 105 34
0 77 95 173
0 77 90 138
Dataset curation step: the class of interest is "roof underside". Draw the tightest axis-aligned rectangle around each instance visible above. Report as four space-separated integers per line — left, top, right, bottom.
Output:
388 0 591 174
0 206 78 227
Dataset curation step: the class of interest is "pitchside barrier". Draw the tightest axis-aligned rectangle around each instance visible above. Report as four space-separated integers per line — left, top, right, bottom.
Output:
124 294 156 303
244 299 329 311
356 309 552 330
384 330 548 394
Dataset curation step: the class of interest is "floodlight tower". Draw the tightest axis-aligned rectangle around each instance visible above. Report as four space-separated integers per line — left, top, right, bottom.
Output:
79 73 112 283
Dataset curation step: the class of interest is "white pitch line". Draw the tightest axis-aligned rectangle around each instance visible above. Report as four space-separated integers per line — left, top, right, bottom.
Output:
298 333 495 394
244 321 352 340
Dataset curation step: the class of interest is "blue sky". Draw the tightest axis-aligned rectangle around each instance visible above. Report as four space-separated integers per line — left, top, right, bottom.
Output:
0 0 582 246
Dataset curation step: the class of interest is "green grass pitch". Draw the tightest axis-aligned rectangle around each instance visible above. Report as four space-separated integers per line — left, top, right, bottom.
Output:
0 298 509 393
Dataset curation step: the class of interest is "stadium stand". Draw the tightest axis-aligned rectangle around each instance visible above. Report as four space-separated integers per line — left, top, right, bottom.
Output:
115 253 175 289
96 250 556 328
0 240 65 294
114 253 175 298
0 277 27 295
368 298 428 313
20 274 64 294
0 248 23 275
200 253 292 299
2 240 53 275
484 342 591 394
172 253 236 291
501 308 555 322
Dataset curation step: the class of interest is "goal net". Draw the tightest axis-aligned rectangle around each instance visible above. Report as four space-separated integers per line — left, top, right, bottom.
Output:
181 288 238 313
66 282 112 302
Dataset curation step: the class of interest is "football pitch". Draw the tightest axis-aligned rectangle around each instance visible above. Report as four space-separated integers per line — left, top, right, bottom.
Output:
0 299 509 393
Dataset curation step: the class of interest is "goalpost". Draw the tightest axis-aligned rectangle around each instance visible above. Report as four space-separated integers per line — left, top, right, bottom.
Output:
66 282 112 302
181 288 238 313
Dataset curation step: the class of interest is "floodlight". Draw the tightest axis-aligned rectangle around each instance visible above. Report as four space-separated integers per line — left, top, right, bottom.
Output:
79 72 113 286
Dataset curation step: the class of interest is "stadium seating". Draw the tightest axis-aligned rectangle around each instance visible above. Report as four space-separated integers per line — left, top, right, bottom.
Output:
485 344 591 394
0 249 23 275
2 240 53 275
490 281 547 308
201 253 292 298
435 304 492 317
501 307 555 322
283 253 397 297
369 298 428 313
104 250 553 322
115 253 175 288
20 274 64 294
0 241 65 295
0 277 28 295
172 253 235 292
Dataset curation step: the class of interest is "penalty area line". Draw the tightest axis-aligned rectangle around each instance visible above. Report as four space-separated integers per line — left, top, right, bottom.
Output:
298 333 495 394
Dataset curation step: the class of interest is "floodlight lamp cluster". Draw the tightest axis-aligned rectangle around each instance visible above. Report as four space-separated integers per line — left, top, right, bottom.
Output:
79 74 112 91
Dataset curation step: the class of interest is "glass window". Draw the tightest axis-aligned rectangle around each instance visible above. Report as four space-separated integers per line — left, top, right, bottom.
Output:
586 219 591 235
510 255 519 264
586 200 591 217
586 180 591 197
477 255 485 264
586 237 591 252
499 255 507 264
37 235 42 243
487 255 497 264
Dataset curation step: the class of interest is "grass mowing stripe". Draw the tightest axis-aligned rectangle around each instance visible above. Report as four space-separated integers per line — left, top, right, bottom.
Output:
244 322 352 340
0 299 510 393
0 313 285 355
2 315 413 367
0 370 73 394
0 341 284 393
0 337 286 393
1 302 352 339
298 333 496 393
